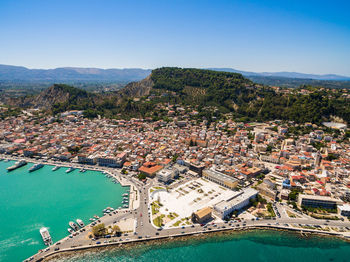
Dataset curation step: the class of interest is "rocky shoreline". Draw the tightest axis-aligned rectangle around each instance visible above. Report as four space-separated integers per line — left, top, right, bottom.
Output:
45 227 350 261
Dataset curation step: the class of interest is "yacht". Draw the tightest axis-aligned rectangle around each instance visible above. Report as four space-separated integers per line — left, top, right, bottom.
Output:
79 168 86 173
69 221 79 231
40 227 53 246
68 228 74 234
29 163 44 172
76 219 84 227
7 160 27 171
52 166 60 171
66 167 75 173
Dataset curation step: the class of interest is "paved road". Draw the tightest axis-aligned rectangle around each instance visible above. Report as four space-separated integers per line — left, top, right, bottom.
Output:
30 178 350 262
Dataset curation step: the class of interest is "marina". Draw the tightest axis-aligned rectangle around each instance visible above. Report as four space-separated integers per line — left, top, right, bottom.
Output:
0 159 129 262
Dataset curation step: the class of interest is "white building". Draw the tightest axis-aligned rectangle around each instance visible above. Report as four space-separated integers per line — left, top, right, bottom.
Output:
214 188 258 219
157 169 173 183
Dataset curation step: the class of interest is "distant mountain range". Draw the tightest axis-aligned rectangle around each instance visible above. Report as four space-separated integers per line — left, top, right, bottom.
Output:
0 64 349 82
0 64 152 82
208 68 350 81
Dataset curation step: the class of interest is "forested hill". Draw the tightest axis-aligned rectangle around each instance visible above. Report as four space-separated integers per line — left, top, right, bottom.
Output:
125 67 350 124
151 67 252 91
2 67 350 124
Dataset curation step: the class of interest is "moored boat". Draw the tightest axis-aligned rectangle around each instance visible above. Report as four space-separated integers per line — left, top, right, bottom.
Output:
69 221 79 231
68 228 74 234
29 163 44 172
7 160 27 171
76 219 84 227
52 166 60 171
66 167 75 173
40 227 53 246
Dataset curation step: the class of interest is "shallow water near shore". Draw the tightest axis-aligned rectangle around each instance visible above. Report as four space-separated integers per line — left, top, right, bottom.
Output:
0 160 129 262
52 230 350 262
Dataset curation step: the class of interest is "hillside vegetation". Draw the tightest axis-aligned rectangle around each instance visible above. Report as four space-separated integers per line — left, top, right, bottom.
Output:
2 67 350 124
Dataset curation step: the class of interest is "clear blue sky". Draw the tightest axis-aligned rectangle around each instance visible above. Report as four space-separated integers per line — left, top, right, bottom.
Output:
0 0 349 75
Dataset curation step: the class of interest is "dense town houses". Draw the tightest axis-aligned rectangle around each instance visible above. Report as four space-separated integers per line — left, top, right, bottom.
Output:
1 110 350 217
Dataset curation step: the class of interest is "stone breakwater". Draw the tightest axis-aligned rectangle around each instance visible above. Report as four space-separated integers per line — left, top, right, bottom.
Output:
43 225 350 261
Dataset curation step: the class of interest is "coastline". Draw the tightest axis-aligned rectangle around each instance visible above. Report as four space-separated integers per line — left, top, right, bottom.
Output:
2 155 350 262
44 226 350 261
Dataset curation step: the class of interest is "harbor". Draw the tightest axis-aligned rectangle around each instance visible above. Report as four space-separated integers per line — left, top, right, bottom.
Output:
0 157 130 262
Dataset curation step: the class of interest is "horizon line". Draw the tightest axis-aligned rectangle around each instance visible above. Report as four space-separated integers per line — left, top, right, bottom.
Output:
1 63 349 78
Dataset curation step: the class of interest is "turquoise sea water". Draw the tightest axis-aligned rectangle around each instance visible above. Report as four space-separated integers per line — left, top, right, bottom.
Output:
54 230 350 262
0 160 129 262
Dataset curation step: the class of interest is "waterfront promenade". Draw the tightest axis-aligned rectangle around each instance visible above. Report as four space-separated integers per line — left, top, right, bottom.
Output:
34 217 350 262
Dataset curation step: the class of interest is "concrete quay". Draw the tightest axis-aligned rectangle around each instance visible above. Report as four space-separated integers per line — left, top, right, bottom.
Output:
31 217 350 262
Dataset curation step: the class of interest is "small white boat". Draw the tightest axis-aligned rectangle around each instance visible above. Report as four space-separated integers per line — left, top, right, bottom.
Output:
7 160 27 171
76 219 84 227
29 163 44 172
40 227 53 246
66 167 75 173
69 221 79 231
52 166 60 171
68 228 74 234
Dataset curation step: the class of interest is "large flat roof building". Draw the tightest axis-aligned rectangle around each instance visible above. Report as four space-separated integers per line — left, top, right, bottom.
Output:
297 194 343 209
214 188 258 219
202 169 238 190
